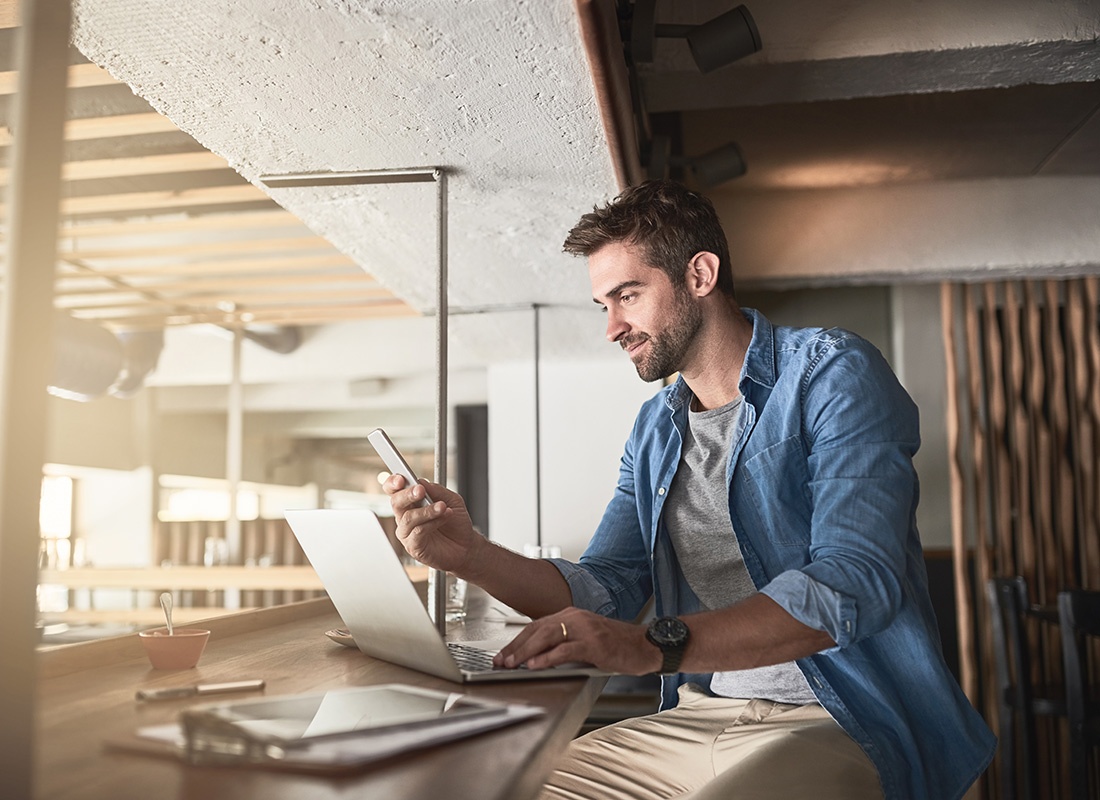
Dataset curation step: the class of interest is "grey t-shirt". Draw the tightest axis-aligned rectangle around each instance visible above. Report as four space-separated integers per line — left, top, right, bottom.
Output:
665 394 818 704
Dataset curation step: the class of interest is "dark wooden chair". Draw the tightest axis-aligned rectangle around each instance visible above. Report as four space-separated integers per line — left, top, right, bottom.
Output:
987 577 1066 800
1058 589 1100 800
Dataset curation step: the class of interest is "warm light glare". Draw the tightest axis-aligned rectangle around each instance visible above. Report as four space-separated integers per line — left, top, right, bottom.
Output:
158 488 259 521
40 475 73 538
765 160 931 189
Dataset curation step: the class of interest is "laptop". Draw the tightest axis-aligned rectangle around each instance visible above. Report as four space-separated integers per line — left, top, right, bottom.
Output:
285 508 606 683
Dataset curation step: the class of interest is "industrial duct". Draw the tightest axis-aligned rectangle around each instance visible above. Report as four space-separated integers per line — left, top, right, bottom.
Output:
47 312 164 402
241 323 301 355
46 313 304 401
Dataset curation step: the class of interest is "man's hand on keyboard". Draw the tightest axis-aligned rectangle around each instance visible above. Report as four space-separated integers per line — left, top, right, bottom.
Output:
492 607 662 675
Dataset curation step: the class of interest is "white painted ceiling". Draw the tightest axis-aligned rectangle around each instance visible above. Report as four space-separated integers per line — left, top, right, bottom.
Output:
31 0 1100 443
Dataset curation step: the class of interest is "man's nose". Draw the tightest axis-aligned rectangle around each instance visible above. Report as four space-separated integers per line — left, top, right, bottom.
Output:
605 307 629 343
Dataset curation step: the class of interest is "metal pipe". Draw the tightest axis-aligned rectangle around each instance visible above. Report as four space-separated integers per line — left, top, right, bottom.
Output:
432 168 449 634
534 304 542 548
258 167 440 188
225 325 244 608
255 164 451 632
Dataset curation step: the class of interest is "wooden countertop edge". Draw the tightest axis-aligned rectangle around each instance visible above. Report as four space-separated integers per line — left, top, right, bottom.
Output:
504 674 609 800
36 566 431 680
37 596 338 680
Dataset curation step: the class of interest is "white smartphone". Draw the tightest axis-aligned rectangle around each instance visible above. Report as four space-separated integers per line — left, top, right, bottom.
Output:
367 428 431 508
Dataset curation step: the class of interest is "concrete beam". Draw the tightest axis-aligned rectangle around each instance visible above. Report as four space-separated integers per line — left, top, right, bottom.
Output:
716 176 1100 287
642 40 1100 111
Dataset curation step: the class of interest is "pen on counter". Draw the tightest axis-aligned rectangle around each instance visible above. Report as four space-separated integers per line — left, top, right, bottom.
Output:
135 678 266 702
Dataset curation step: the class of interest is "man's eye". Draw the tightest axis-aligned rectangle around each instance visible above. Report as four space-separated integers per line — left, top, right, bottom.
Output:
620 293 633 304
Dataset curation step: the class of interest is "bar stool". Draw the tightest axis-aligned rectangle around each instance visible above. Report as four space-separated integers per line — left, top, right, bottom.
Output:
987 577 1066 800
1058 589 1100 800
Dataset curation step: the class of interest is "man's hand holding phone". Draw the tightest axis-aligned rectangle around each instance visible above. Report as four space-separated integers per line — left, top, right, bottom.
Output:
385 474 483 574
371 428 482 576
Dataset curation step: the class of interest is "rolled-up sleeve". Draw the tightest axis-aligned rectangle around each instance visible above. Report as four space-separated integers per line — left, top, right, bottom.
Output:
547 558 617 615
761 569 857 648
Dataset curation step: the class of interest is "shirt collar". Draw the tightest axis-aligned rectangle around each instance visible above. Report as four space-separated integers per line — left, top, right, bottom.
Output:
664 375 692 410
738 307 777 392
662 307 776 410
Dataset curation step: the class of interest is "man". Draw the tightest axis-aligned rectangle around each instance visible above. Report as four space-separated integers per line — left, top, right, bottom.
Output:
385 180 994 799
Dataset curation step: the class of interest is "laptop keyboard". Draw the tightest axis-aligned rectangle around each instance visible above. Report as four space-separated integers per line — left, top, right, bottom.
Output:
447 642 527 672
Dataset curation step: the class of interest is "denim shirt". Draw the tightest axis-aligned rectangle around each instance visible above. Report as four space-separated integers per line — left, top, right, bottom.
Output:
550 308 995 800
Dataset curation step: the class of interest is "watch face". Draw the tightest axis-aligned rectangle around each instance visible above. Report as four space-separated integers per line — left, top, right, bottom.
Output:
649 616 688 646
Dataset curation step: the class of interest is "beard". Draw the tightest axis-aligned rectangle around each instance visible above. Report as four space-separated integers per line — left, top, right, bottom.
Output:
621 290 703 383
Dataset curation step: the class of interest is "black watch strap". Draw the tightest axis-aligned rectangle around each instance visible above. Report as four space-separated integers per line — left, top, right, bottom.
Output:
645 616 690 675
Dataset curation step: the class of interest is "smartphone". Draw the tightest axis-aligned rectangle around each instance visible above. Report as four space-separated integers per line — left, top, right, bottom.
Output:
367 428 431 508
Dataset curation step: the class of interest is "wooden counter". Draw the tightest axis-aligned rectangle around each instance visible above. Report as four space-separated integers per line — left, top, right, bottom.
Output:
38 565 335 591
35 594 605 800
37 566 428 626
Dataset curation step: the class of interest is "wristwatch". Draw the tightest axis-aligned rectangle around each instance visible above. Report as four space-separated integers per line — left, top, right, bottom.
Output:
645 616 690 674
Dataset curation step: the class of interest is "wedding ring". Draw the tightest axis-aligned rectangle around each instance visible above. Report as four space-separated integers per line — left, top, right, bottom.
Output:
560 622 568 641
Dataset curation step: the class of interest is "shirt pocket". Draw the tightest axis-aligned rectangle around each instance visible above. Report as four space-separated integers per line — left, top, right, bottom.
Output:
735 435 813 548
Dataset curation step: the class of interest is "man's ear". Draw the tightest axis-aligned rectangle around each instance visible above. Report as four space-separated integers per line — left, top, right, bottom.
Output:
686 252 721 297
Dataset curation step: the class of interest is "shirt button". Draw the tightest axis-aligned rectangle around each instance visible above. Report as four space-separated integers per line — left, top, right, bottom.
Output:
658 487 666 495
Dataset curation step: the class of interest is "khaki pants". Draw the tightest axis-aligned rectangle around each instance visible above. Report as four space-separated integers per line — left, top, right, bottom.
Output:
539 684 883 800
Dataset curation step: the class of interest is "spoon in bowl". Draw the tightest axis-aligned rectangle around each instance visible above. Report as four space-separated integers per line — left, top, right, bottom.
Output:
159 592 174 636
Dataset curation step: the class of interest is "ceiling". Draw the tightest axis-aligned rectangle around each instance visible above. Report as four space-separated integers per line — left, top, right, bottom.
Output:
0 20 413 333
3 0 1100 444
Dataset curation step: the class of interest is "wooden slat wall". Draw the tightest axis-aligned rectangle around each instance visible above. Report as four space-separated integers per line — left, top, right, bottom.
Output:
153 517 324 609
943 277 1100 799
1084 279 1100 581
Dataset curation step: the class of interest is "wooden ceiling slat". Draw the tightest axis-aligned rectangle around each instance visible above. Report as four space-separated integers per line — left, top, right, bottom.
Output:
0 0 17 29
59 288 398 310
60 235 332 260
57 272 379 294
55 253 358 278
64 151 228 182
0 112 178 146
45 184 268 216
0 61 116 95
225 305 415 324
182 289 396 304
60 62 116 90
57 296 178 311
58 210 301 238
64 111 178 140
68 301 415 328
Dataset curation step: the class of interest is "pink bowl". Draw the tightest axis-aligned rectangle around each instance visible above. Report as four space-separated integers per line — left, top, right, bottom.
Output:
138 627 210 669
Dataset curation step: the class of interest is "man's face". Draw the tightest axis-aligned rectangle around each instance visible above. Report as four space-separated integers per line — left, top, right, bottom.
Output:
589 241 702 383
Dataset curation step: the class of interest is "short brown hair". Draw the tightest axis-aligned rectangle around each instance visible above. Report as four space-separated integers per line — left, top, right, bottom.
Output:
562 180 734 297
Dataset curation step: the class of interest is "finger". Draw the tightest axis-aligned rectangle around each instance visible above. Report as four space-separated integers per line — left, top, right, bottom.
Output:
521 642 574 671
382 473 411 496
395 503 450 538
492 623 534 667
507 619 573 669
418 479 458 505
389 483 436 516
495 619 571 669
493 626 544 669
383 474 418 514
394 511 450 564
